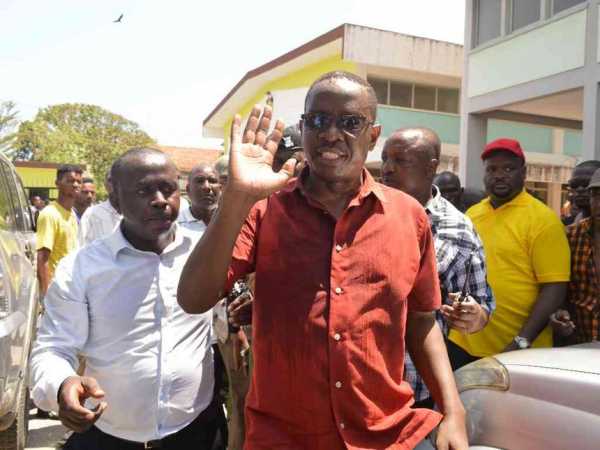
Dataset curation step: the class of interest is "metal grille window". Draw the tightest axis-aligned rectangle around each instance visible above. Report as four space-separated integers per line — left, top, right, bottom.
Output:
367 77 460 114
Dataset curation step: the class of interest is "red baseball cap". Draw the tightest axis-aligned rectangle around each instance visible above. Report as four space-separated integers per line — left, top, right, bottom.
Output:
481 138 525 162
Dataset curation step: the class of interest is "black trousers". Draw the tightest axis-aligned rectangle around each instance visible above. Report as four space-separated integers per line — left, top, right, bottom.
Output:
446 339 480 371
63 399 222 450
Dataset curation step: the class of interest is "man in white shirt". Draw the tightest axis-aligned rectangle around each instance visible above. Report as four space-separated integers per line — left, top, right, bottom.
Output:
30 148 218 449
177 162 221 234
79 170 121 246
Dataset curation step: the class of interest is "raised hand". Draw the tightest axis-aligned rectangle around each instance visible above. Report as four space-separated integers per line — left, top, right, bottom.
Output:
227 105 297 201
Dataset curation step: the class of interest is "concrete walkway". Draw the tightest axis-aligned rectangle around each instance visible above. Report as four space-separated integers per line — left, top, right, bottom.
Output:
26 408 68 450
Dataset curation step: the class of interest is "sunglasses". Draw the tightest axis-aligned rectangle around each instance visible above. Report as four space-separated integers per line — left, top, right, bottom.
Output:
301 112 373 137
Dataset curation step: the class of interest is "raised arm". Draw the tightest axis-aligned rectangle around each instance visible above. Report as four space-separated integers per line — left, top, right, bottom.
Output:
177 106 296 313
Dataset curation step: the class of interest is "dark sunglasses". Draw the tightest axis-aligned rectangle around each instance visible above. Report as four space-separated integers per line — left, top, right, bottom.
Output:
301 112 373 137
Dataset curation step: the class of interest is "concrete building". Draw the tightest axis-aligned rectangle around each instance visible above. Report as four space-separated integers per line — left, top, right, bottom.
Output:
154 145 222 192
204 21 588 212
461 0 591 211
15 161 86 201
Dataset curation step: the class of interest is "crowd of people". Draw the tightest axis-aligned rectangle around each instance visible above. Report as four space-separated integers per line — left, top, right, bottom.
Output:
26 71 600 450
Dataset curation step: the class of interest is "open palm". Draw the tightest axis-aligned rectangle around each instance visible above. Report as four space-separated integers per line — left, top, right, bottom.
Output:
227 105 297 200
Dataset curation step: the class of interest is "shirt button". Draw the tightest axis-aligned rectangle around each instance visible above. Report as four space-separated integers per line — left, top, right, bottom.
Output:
334 333 341 341
340 422 345 429
335 244 343 252
334 287 343 295
335 381 342 389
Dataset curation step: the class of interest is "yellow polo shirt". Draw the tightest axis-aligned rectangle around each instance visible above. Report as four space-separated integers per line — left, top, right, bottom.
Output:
36 201 79 279
449 191 570 357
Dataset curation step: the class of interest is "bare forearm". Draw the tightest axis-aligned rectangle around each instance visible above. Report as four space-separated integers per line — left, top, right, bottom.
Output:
178 189 256 314
406 312 464 416
518 282 567 341
37 254 50 297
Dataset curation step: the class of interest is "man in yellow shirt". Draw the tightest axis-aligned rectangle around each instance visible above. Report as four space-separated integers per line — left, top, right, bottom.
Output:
449 138 570 362
36 164 82 297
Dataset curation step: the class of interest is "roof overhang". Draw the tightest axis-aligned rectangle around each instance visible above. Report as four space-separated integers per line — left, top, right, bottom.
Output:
203 25 345 135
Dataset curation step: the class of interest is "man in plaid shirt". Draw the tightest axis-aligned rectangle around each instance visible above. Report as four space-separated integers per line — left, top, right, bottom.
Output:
381 127 494 408
552 166 600 345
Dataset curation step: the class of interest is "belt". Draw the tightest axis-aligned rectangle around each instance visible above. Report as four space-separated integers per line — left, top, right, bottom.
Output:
143 441 162 449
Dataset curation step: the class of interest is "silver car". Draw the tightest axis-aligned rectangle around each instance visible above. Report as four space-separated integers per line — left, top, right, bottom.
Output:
455 342 600 450
0 154 38 450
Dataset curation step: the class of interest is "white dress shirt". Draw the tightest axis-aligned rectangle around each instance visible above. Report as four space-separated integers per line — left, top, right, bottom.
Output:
30 225 214 442
177 205 208 235
79 200 121 246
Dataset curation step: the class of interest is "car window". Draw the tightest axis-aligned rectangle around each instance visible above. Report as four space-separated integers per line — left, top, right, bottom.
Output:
0 161 28 232
14 175 34 232
0 163 16 232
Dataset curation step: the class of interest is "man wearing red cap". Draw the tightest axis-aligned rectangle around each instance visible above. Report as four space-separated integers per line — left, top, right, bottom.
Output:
449 138 570 363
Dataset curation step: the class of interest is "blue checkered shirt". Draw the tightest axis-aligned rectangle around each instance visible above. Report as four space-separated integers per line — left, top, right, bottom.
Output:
405 187 495 402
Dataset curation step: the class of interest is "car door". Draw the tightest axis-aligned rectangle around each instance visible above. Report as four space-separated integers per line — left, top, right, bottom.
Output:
0 158 36 408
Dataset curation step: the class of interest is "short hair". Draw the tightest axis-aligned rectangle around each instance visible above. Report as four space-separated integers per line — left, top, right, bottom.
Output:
81 177 94 184
214 155 229 177
56 164 83 181
111 147 172 187
305 71 378 119
434 171 461 186
574 160 600 172
188 163 215 183
387 127 441 160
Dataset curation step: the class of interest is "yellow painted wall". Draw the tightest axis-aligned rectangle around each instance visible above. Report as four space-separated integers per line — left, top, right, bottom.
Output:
223 55 357 150
15 167 58 199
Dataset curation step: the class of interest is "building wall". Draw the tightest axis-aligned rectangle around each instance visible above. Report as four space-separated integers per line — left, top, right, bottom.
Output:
15 167 58 199
468 9 587 97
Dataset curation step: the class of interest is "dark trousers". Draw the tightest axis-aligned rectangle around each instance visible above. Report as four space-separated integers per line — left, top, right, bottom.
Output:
446 339 480 371
63 399 222 450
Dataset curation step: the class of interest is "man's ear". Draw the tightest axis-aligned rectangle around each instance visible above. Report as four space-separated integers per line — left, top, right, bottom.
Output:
429 159 440 177
367 124 382 151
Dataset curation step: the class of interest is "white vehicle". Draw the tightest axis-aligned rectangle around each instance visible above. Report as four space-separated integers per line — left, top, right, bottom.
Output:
0 154 38 450
455 342 600 450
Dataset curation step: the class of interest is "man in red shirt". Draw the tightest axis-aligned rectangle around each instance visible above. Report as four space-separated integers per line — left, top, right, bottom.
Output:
179 71 467 450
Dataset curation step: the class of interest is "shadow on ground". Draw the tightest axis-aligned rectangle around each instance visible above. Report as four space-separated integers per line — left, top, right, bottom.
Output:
26 408 68 450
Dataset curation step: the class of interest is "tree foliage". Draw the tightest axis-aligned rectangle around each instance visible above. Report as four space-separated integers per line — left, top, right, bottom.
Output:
15 103 155 193
0 101 19 159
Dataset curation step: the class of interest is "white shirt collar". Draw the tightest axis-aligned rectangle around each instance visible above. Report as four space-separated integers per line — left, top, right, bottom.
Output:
104 222 187 260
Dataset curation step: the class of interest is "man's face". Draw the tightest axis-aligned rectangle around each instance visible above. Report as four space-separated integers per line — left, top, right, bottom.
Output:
435 176 463 207
186 166 221 211
301 79 380 184
76 182 96 209
31 196 44 210
590 188 600 222
483 152 526 203
115 156 180 243
568 166 598 213
56 171 82 199
381 137 435 203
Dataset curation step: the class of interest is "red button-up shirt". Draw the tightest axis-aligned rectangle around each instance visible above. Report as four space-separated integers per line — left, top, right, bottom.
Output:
228 170 442 450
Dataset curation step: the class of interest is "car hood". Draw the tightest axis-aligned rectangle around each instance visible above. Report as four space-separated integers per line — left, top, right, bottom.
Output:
494 342 600 374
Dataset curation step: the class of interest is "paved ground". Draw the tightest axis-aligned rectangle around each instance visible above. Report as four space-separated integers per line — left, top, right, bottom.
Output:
26 408 68 450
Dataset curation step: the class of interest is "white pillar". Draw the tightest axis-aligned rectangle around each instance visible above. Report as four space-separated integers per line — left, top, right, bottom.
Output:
459 113 487 190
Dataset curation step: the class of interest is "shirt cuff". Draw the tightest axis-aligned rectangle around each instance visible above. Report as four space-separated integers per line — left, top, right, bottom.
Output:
32 362 76 413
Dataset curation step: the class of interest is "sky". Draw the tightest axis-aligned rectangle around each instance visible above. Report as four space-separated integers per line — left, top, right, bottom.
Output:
0 0 465 149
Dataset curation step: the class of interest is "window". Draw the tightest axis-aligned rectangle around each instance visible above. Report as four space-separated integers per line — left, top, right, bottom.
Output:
0 166 15 232
0 162 27 231
552 0 586 14
389 82 411 108
368 77 460 114
511 0 541 32
414 86 436 111
525 181 549 204
437 88 460 114
369 78 388 105
476 0 502 46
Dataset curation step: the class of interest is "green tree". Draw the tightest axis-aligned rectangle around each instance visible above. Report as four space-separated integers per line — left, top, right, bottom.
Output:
0 101 19 159
15 103 155 195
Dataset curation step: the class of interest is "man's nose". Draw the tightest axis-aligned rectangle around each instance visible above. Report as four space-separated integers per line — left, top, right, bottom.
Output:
319 122 344 142
201 180 211 191
151 191 168 207
382 159 394 175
